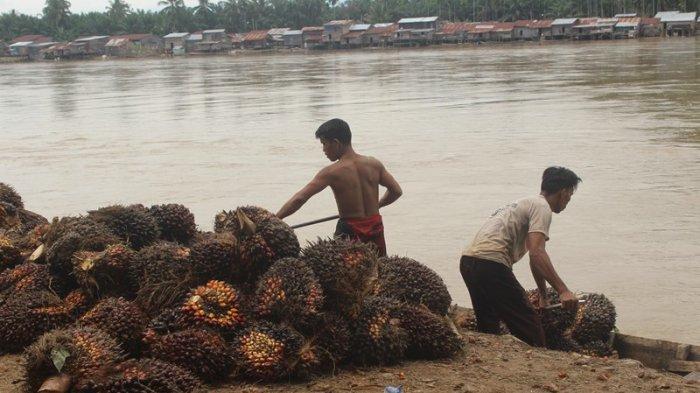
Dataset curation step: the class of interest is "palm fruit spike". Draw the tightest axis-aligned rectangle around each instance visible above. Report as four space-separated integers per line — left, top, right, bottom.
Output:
214 205 275 234
236 210 301 279
0 290 72 353
0 182 23 208
375 256 452 316
295 313 351 379
0 235 23 271
351 296 408 366
579 339 613 358
148 203 197 244
132 241 195 316
188 233 239 283
79 297 147 355
233 321 304 381
24 326 125 393
254 257 324 325
568 293 616 344
0 262 50 298
74 358 201 393
45 217 119 287
72 243 137 298
527 288 577 350
88 204 160 250
180 280 245 334
301 237 379 319
63 289 95 319
396 304 463 359
149 328 234 382
142 308 187 346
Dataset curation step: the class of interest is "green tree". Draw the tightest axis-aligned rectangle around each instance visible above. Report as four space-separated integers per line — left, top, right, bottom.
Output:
158 0 186 32
107 0 131 33
43 0 72 39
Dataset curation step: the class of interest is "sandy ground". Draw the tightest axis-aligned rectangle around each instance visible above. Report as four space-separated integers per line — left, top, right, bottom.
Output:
1 326 696 393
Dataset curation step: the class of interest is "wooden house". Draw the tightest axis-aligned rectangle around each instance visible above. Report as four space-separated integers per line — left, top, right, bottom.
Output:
614 17 641 38
185 33 202 52
72 36 110 55
323 20 354 46
572 18 599 40
492 22 515 41
105 34 163 57
242 30 270 49
438 22 473 43
640 17 661 37
551 18 578 38
513 20 539 40
364 23 397 46
268 28 290 47
283 30 303 48
163 32 189 53
657 11 697 36
301 27 324 48
198 29 231 52
342 24 370 47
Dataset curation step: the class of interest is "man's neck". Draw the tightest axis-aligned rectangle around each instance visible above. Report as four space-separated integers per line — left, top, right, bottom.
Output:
541 192 556 211
339 146 357 160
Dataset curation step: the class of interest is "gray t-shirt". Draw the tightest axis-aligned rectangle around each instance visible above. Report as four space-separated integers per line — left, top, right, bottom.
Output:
463 195 552 268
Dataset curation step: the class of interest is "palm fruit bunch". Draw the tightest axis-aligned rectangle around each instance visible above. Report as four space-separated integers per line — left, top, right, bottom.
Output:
148 203 197 244
302 237 379 319
0 262 51 299
375 256 452 316
294 313 351 379
188 233 239 283
142 308 186 346
63 288 96 318
75 358 200 393
0 182 23 208
149 328 234 382
24 326 124 392
78 297 147 355
0 235 23 270
526 288 578 351
132 241 194 316
350 296 408 366
579 339 613 357
253 257 324 326
214 205 275 234
0 290 72 353
72 243 138 298
179 280 246 335
395 304 462 359
569 293 616 344
44 217 119 288
232 321 304 381
231 209 301 279
88 204 160 250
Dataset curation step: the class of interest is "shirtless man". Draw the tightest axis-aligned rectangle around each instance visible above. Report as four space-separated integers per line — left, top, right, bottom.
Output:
276 119 402 256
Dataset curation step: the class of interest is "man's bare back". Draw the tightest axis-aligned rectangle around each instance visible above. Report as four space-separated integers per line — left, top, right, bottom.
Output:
322 154 383 218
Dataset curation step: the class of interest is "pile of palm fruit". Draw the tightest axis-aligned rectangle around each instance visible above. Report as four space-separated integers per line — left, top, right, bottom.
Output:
526 288 617 357
0 182 462 393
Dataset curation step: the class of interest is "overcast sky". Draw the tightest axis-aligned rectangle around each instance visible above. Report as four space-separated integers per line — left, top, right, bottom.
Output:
0 0 200 16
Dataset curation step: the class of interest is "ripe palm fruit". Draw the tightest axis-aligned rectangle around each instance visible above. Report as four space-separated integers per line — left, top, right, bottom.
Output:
180 280 246 335
24 326 124 392
75 358 201 393
527 288 577 344
579 339 613 357
0 262 50 299
142 308 187 346
188 233 239 283
396 304 463 359
351 296 408 366
79 297 147 355
132 241 195 316
0 235 23 271
295 313 351 379
0 290 71 353
88 205 160 250
72 243 137 298
0 182 23 208
63 289 96 318
302 237 379 319
375 256 452 316
45 217 119 286
235 210 301 279
233 321 304 381
254 257 324 326
214 205 275 234
148 203 197 244
149 328 234 382
569 293 616 344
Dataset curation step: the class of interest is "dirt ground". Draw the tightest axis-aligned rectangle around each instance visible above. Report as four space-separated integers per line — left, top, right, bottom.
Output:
1 320 696 393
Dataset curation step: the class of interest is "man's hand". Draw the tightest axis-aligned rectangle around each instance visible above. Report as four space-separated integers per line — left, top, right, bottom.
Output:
537 291 550 309
558 290 579 311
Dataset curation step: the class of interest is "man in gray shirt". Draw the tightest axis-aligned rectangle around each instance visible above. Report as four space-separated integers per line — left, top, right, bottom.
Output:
460 167 581 346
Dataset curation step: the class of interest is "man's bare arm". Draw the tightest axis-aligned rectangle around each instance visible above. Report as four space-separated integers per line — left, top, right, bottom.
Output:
378 162 402 209
526 232 578 310
276 170 330 220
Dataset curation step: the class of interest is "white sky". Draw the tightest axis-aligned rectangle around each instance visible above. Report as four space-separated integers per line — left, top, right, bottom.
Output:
0 0 200 16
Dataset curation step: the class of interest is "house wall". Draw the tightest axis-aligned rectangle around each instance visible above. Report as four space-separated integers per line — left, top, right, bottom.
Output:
514 27 539 39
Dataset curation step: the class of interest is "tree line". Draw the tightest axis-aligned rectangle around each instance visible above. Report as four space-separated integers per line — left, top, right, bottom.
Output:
2 0 698 42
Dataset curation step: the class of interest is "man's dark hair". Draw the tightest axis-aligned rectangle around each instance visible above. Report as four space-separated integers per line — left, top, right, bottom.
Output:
315 118 352 145
541 167 582 194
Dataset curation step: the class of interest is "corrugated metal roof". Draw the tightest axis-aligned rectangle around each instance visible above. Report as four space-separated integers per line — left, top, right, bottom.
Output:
398 16 438 23
164 32 189 38
268 28 290 35
659 11 697 22
654 11 679 19
242 30 269 41
9 41 33 48
186 34 203 41
367 23 397 35
441 22 474 34
301 26 324 32
493 22 514 32
11 35 52 44
641 17 660 26
75 36 109 42
342 31 365 39
105 38 129 47
514 20 533 27
552 18 578 25
614 13 637 17
349 24 371 31
203 29 226 34
531 20 553 28
616 17 641 27
324 20 354 26
283 30 302 36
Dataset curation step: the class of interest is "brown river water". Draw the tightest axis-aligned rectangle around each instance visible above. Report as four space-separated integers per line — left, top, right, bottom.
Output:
1 38 698 344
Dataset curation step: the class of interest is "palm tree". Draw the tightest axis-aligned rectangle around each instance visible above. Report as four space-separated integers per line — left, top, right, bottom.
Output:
158 0 185 31
107 0 131 19
43 0 72 37
194 0 214 15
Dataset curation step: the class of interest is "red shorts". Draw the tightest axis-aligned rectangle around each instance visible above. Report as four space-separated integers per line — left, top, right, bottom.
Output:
334 214 387 256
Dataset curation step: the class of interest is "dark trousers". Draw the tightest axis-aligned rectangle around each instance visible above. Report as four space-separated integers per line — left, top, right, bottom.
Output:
460 255 546 347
